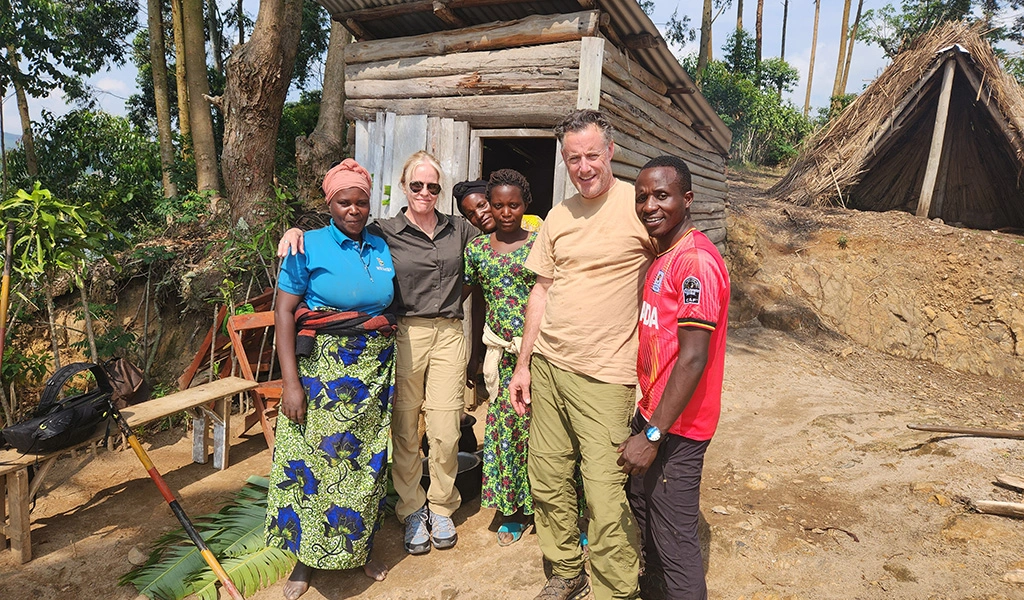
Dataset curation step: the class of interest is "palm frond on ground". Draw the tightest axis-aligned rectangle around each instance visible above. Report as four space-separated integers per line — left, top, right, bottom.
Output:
120 475 296 600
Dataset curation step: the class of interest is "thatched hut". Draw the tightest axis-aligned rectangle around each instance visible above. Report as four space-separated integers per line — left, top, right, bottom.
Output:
316 0 732 244
771 23 1024 231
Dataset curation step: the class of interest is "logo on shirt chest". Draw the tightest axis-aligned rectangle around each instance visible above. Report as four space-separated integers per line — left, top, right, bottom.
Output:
375 257 393 273
640 301 659 327
650 270 665 294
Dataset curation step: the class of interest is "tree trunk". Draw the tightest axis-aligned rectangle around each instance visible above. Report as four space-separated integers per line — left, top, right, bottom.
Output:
296 21 349 202
221 0 303 229
147 0 178 200
780 0 788 60
696 0 712 85
755 0 763 66
79 283 97 363
45 290 61 370
171 0 190 141
831 0 853 112
182 0 221 199
237 0 245 44
803 0 820 117
207 0 224 76
7 50 37 177
735 0 743 30
840 0 864 95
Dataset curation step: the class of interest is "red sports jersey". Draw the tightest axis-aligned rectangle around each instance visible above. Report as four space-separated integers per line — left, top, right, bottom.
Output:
637 228 730 440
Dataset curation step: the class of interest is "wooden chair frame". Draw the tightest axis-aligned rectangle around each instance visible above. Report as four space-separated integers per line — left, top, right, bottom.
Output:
226 311 282 448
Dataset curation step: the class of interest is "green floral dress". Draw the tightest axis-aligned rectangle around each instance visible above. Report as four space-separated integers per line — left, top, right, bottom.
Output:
265 331 395 569
464 233 537 516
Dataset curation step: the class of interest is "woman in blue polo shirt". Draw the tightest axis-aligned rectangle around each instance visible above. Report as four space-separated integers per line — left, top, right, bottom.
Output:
266 159 397 600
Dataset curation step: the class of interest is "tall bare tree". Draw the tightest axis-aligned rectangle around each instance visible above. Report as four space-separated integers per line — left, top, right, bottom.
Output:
147 0 178 199
296 21 349 202
206 0 224 76
7 52 36 177
831 0 853 111
803 0 821 117
840 0 865 95
182 0 220 197
171 0 190 140
755 0 764 65
697 0 713 84
221 0 303 227
780 0 788 60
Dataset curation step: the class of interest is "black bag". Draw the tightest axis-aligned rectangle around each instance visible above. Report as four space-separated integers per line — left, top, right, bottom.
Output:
1 362 114 455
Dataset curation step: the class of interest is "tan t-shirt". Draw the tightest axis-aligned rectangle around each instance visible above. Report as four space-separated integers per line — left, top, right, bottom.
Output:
525 179 655 385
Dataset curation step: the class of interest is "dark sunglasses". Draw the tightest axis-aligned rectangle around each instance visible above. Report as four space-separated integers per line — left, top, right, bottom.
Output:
409 181 442 196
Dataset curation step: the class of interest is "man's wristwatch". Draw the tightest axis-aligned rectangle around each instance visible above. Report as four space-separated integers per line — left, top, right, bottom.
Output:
644 424 663 443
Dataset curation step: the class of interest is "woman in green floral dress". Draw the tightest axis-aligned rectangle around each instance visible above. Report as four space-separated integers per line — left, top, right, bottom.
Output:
464 169 542 545
267 160 396 600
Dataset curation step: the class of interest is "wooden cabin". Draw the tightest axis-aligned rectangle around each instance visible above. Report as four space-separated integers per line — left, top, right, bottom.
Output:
316 0 732 246
771 23 1024 231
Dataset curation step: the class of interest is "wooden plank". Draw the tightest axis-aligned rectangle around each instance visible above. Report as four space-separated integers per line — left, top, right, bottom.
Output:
347 41 582 81
368 113 387 218
468 131 483 180
577 36 605 110
975 500 1024 518
996 473 1024 492
347 91 579 129
601 95 711 160
355 119 370 168
601 36 667 95
602 76 704 144
347 70 579 100
612 132 726 180
612 161 640 181
553 138 571 205
390 114 429 215
345 10 603 64
916 58 955 219
380 112 397 216
432 118 455 214
119 377 256 426
7 468 30 562
452 121 470 188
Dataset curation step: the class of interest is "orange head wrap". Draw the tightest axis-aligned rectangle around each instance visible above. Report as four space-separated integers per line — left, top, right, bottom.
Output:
322 158 372 204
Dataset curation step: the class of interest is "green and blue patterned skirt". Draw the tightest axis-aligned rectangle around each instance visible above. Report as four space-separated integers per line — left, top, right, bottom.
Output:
265 330 395 570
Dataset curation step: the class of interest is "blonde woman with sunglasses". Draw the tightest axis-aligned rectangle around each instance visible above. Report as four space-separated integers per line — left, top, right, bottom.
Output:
280 151 478 556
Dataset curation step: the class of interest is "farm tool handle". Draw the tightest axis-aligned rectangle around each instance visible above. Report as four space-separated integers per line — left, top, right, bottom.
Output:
0 222 12 372
908 423 1024 440
110 405 245 600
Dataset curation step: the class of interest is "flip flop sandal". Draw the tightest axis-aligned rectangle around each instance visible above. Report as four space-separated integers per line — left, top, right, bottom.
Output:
497 522 528 546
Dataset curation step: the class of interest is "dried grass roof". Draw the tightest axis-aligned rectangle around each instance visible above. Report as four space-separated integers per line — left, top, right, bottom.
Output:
770 22 1024 211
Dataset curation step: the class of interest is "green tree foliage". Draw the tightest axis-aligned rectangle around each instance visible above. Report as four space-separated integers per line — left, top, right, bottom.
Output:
683 31 811 165
292 1 331 90
861 0 981 58
127 28 180 134
0 0 138 99
5 110 163 238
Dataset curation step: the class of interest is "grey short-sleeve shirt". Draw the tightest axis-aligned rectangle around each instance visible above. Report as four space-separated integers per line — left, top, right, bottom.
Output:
368 209 478 318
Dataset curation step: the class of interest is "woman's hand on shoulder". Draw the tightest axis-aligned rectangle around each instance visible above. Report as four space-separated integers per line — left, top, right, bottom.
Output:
277 228 306 257
280 380 307 424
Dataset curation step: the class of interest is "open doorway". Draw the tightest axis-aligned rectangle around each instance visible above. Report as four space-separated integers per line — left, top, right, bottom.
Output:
480 137 557 219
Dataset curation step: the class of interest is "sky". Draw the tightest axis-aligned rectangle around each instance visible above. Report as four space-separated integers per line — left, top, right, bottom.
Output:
0 1 1018 136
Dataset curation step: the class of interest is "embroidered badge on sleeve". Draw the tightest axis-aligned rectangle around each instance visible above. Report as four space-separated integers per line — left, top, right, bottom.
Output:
682 276 701 304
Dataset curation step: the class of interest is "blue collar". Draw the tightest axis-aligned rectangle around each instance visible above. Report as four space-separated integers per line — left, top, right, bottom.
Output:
329 222 369 251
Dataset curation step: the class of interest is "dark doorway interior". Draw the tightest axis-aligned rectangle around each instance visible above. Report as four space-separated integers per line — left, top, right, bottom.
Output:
481 137 557 219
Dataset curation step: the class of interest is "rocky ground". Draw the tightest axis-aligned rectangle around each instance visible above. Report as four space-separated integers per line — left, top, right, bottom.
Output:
2 171 1024 600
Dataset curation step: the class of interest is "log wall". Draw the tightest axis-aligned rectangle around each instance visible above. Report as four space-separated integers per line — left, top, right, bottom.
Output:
343 9 729 244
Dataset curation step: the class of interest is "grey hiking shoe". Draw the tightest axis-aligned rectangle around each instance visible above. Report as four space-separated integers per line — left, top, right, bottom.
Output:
534 572 591 600
404 505 430 554
428 510 458 549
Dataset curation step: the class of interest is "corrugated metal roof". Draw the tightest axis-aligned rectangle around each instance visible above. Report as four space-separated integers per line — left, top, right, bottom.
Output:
318 0 731 156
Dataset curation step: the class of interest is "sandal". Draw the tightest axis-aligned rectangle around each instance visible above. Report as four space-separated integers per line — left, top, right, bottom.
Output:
497 521 528 546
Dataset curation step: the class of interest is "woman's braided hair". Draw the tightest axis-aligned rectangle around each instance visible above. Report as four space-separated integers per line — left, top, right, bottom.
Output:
486 168 533 206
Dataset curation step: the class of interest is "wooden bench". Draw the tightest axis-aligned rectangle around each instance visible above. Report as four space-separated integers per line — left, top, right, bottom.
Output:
0 376 256 564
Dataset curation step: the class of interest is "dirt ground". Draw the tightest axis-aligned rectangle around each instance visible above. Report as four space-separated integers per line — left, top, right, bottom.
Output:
3 173 1024 600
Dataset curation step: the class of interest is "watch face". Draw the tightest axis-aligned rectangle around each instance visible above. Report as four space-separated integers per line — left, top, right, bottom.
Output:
645 425 661 442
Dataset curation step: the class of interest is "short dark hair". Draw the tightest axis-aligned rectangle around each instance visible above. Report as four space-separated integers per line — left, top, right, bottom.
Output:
486 169 532 206
553 109 615 144
641 155 692 193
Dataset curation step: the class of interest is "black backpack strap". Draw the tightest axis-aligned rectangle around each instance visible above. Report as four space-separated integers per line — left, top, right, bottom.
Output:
35 362 112 417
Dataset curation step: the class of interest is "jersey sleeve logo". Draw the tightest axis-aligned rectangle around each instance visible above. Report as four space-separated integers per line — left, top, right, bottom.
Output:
651 270 665 293
682 276 701 304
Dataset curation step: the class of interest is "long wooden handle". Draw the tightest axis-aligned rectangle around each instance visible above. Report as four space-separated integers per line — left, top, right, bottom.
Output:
907 424 1024 440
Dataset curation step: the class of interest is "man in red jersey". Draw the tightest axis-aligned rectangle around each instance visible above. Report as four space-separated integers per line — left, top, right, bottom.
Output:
618 156 730 600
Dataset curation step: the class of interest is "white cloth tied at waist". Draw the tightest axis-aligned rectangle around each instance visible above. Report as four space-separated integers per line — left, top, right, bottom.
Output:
482 324 521 402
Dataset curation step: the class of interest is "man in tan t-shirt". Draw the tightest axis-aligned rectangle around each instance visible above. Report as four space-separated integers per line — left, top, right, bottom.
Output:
509 109 654 600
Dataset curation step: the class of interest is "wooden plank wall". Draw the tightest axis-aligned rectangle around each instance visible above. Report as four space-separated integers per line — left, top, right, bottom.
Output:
597 41 729 246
